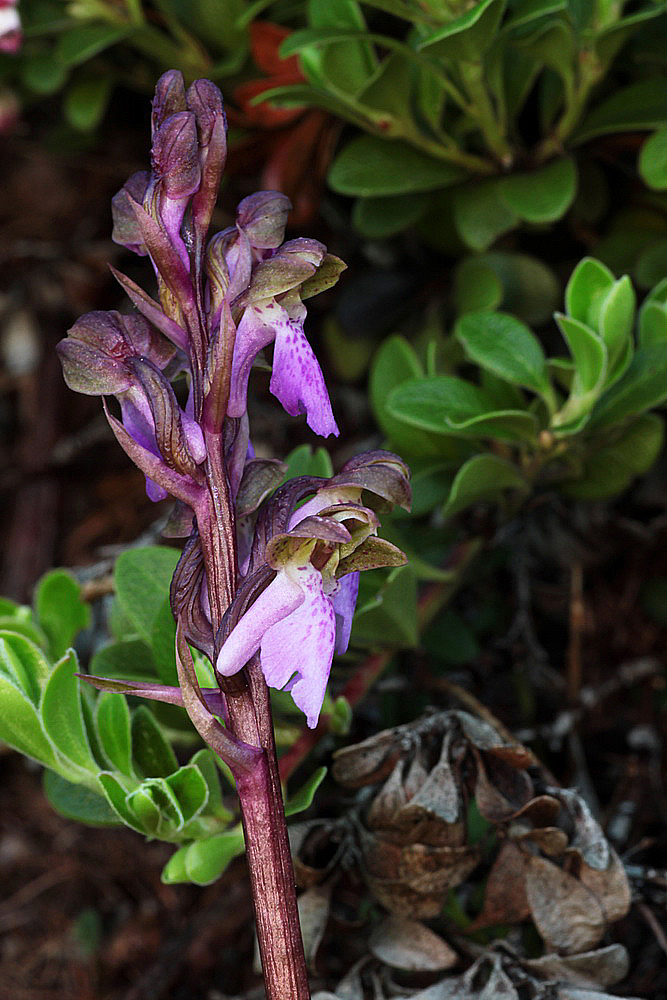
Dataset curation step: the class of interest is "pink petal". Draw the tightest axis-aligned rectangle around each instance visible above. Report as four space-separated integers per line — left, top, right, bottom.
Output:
228 304 274 417
270 307 338 438
260 563 336 728
216 566 305 678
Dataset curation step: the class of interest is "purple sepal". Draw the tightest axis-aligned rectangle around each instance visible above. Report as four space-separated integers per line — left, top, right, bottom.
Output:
236 191 291 250
331 572 359 655
111 171 150 255
109 267 188 351
103 399 203 507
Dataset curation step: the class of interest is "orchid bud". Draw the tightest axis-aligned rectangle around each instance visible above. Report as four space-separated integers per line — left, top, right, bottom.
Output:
151 111 201 201
236 192 291 251
152 70 187 136
186 78 225 147
187 79 227 254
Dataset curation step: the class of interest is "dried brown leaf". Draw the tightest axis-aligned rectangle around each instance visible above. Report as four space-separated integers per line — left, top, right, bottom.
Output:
367 760 410 830
516 827 569 856
468 841 531 930
474 751 533 823
556 790 609 870
524 943 630 989
333 730 406 788
525 855 605 954
298 881 333 971
369 916 457 971
576 848 631 924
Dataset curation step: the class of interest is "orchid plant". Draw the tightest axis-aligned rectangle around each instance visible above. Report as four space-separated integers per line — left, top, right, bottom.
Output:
55 70 410 1000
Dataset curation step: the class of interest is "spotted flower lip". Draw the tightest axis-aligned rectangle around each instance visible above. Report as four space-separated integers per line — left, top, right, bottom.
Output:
216 492 405 728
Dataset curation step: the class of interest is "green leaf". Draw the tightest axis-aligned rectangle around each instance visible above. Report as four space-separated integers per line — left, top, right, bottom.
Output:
91 637 157 680
598 276 636 366
0 617 48 648
40 650 97 772
443 454 528 518
639 126 667 191
589 343 667 428
565 257 615 326
149 596 178 686
454 258 503 314
452 179 519 251
500 156 577 223
56 25 130 67
353 192 429 237
635 238 667 290
188 748 232 821
409 462 456 516
474 251 560 326
98 773 144 832
556 314 607 390
371 336 448 457
131 705 178 778
388 375 493 430
0 631 50 704
285 766 327 817
352 565 418 646
455 310 552 400
283 444 333 480
43 770 120 826
114 547 180 646
418 0 507 59
573 79 667 145
328 136 465 196
64 73 113 131
505 0 567 33
565 414 664 499
388 375 539 442
34 569 90 660
165 765 209 825
167 829 246 886
639 301 667 347
95 691 133 776
22 53 68 95
126 786 164 835
0 657 58 767
297 0 377 97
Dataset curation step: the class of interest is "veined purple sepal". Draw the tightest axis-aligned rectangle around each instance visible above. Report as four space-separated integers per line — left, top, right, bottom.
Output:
130 358 206 475
109 267 189 351
149 110 201 269
236 191 291 251
103 399 204 508
56 310 175 396
111 171 150 255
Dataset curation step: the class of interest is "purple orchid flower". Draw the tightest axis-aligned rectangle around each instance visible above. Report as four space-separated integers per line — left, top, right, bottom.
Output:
217 491 399 728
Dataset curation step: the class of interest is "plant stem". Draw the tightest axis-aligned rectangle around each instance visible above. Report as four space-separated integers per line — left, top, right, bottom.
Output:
197 430 310 1000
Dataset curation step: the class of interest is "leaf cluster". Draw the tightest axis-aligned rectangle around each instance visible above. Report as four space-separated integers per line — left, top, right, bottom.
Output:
371 258 667 571
0 552 325 886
